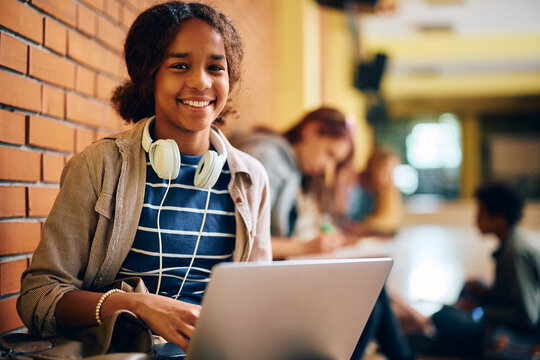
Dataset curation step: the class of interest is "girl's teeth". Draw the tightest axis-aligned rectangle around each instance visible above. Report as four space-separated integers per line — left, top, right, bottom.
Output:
183 100 210 107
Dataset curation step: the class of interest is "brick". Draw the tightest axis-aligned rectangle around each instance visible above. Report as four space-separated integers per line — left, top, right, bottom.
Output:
104 49 126 79
0 0 43 43
75 127 95 153
97 15 124 51
0 109 26 145
0 147 41 182
29 116 75 153
70 30 124 78
66 92 105 127
77 4 97 37
0 259 27 296
0 222 41 255
0 186 26 217
32 0 77 28
0 297 24 333
76 66 96 97
118 63 128 80
29 46 76 89
106 0 122 22
104 104 123 130
137 1 148 12
121 4 137 29
0 71 41 112
0 33 28 73
42 84 65 119
42 152 65 183
82 0 105 12
67 30 108 73
96 74 118 100
28 186 59 217
44 18 67 55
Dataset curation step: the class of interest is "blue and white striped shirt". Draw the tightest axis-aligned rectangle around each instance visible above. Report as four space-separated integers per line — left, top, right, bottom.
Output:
116 150 236 305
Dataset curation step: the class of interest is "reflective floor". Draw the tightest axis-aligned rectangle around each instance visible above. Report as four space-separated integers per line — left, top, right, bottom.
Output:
359 225 497 316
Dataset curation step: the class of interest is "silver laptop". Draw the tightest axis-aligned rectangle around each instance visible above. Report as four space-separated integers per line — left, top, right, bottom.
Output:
186 257 393 360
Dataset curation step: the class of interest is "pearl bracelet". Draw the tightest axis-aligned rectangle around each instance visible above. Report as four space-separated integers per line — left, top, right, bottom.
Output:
95 289 125 326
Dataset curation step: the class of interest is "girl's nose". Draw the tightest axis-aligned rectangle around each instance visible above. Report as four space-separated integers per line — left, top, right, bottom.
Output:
187 67 211 91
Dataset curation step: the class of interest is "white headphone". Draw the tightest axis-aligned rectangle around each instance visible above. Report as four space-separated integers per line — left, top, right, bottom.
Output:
141 116 228 189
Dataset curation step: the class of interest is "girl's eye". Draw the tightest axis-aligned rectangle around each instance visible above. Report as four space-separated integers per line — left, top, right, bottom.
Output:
209 65 225 71
170 63 188 70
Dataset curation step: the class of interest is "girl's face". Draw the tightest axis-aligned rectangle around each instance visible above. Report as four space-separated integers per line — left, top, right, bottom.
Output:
294 124 351 176
154 18 229 136
476 202 505 235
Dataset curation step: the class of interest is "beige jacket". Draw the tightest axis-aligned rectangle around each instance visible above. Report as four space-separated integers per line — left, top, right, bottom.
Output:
17 118 272 337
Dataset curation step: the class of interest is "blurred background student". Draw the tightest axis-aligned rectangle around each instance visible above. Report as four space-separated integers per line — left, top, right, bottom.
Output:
232 107 351 259
334 146 403 238
395 181 540 358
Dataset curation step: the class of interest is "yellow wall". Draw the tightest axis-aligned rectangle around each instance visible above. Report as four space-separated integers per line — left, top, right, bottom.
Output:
320 7 371 169
275 0 321 131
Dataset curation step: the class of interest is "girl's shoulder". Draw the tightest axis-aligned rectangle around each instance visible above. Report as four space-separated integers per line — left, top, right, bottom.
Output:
228 145 269 182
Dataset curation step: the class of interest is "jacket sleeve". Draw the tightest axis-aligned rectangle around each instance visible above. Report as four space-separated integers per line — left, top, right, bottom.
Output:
240 141 299 238
17 151 100 337
250 162 272 262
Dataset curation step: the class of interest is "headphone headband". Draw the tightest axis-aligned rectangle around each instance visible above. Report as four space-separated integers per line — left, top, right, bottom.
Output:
209 125 228 163
141 116 155 153
141 116 228 187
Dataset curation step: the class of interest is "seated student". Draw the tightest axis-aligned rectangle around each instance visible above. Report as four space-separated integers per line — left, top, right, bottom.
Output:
233 107 351 259
17 1 271 352
401 181 540 357
234 107 415 360
335 146 402 238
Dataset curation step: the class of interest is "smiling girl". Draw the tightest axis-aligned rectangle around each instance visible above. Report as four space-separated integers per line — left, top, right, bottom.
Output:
17 2 271 351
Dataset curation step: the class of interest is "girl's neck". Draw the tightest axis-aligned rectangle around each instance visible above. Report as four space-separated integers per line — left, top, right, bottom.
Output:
495 227 512 243
153 121 211 156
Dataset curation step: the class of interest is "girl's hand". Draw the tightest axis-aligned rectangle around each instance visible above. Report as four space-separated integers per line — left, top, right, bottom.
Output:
306 232 345 254
132 293 201 351
341 220 373 238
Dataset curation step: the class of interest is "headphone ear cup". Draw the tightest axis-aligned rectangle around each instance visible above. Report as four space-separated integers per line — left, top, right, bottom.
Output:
194 150 224 189
149 139 181 179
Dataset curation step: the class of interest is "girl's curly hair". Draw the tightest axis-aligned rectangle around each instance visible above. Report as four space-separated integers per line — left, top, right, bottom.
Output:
111 1 243 125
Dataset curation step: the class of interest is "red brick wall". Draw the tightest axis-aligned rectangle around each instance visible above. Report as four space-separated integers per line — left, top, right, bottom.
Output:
0 0 147 334
0 0 277 334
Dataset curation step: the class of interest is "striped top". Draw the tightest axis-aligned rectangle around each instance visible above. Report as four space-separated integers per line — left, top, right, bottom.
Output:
116 150 236 305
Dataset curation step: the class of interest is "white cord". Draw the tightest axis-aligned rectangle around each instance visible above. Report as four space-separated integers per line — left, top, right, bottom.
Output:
155 174 172 295
174 188 211 300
